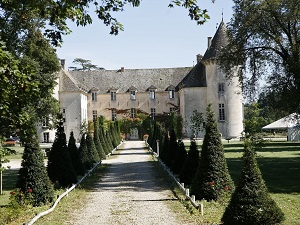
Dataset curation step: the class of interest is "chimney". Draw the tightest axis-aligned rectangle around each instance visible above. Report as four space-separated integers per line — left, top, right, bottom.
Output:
207 37 212 48
121 67 125 72
196 54 203 63
60 59 65 70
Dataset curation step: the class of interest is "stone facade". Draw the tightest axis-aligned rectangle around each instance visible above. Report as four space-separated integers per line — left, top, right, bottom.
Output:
37 21 244 143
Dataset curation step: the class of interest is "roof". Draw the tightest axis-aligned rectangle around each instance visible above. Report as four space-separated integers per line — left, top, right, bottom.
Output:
61 67 192 94
176 61 207 90
202 21 228 61
262 113 300 130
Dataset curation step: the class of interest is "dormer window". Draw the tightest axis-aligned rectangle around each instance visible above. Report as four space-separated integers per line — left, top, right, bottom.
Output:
128 86 137 100
166 85 175 99
92 91 97 101
147 85 157 100
149 90 155 100
111 91 116 101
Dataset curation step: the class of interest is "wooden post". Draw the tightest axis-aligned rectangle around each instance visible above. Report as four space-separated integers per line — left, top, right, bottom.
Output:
156 140 159 157
200 203 204 216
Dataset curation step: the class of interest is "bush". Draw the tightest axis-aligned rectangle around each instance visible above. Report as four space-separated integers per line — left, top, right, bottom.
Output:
16 142 54 206
179 139 199 185
172 139 187 174
68 131 85 176
191 104 234 201
221 140 285 225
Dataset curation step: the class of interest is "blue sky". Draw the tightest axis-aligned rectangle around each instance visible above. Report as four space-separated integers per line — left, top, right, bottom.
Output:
56 0 234 70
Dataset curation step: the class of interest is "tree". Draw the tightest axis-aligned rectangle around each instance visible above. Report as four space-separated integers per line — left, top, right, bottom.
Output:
191 104 234 201
68 131 85 176
222 139 284 225
0 1 210 46
94 120 106 160
78 134 91 170
165 129 178 169
190 109 205 138
86 133 100 163
16 142 54 206
72 58 100 71
179 139 199 185
219 0 300 114
172 140 187 175
0 141 11 195
47 116 77 187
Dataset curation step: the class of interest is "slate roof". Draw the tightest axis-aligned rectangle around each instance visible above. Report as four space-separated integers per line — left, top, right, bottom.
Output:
176 61 207 90
61 67 192 94
202 21 228 61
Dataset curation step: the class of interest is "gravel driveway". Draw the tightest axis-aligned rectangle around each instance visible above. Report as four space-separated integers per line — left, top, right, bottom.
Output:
70 140 195 225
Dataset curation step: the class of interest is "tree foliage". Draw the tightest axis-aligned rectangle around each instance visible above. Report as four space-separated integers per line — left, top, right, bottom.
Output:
190 109 204 138
179 139 199 185
191 104 234 201
222 139 284 225
71 58 102 71
172 139 187 175
68 131 85 176
47 116 77 187
16 142 54 206
219 0 300 114
86 132 100 164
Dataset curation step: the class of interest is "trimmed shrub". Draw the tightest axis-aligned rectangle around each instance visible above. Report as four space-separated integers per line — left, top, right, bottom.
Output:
47 117 77 187
86 132 100 163
16 142 54 206
94 120 106 160
160 133 169 164
221 140 285 225
68 131 85 176
191 104 234 201
78 134 92 170
179 139 199 185
172 139 187 174
165 129 177 169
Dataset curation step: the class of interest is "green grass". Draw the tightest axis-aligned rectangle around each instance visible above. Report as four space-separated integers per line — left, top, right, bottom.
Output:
3 146 24 160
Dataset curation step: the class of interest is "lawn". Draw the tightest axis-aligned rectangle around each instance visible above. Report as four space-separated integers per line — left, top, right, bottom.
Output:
1 141 300 224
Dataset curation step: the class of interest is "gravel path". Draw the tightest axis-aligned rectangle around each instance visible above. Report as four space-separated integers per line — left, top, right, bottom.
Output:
70 141 194 225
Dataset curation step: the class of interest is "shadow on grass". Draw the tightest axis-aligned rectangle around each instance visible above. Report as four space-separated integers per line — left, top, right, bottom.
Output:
227 157 300 194
2 169 19 191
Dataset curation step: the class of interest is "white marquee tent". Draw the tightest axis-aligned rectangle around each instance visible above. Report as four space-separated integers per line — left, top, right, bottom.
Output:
262 113 300 141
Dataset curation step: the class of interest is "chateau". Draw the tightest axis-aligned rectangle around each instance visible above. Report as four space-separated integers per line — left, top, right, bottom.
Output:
37 21 244 143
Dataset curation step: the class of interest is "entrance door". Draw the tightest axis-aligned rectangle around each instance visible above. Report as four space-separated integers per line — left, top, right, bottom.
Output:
130 128 139 140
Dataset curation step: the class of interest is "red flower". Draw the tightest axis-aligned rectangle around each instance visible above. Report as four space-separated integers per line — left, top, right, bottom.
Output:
225 185 229 191
10 191 15 195
209 181 214 186
28 188 33 193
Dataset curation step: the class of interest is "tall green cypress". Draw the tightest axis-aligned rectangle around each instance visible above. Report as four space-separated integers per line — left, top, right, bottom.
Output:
191 104 234 201
68 131 85 175
165 129 177 169
78 134 91 170
160 133 169 164
172 139 187 174
86 132 100 163
179 139 199 185
94 120 106 159
47 116 77 187
222 140 284 225
17 141 54 206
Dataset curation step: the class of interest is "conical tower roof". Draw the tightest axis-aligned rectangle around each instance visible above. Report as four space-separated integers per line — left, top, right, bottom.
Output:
202 21 228 61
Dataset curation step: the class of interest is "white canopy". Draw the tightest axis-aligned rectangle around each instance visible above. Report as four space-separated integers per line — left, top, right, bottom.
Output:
262 113 300 130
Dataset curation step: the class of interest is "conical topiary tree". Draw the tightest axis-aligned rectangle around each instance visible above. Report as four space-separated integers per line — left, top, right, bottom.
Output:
47 116 77 187
191 104 234 201
179 139 199 185
94 119 106 160
160 133 169 164
78 134 91 170
68 131 85 176
222 140 285 225
16 141 54 206
165 129 178 169
172 139 187 174
86 132 100 163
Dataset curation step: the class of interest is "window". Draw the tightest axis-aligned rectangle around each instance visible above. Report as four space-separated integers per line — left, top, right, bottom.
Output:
112 108 116 121
111 91 116 101
130 90 136 100
149 90 155 100
92 92 97 101
131 108 136 118
42 117 49 127
150 108 156 119
218 83 225 94
169 89 175 99
219 103 226 121
170 107 175 113
43 132 49 143
92 110 97 121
